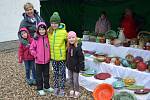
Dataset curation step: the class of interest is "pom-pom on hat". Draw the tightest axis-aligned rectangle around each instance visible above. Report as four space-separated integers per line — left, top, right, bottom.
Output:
50 12 61 23
68 31 77 39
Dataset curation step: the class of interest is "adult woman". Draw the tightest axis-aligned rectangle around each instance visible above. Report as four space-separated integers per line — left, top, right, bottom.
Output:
19 2 43 45
95 11 111 35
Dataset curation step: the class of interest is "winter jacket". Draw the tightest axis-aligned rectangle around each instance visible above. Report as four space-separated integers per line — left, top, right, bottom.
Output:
18 28 34 63
95 17 111 34
18 10 43 45
48 23 67 61
120 15 137 39
30 22 50 64
66 43 85 73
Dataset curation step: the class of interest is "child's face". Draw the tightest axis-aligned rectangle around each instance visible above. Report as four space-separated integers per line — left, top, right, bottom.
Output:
25 7 34 17
51 22 59 29
68 36 76 44
21 31 28 39
39 27 46 36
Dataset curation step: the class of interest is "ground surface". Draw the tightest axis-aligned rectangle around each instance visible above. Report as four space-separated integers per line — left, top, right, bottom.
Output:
0 40 94 100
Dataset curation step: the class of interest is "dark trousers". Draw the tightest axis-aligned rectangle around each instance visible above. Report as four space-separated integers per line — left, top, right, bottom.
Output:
52 60 66 89
36 62 50 90
24 60 36 80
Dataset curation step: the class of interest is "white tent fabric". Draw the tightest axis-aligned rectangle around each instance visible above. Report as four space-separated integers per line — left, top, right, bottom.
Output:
0 0 40 42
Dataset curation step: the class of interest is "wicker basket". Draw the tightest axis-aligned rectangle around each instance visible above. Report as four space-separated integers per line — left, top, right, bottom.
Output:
138 31 150 41
137 31 150 48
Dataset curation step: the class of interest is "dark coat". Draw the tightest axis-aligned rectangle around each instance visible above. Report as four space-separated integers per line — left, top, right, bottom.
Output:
66 43 85 73
18 10 43 45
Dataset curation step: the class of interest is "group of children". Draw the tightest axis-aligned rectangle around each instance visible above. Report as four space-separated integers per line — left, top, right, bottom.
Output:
18 2 84 98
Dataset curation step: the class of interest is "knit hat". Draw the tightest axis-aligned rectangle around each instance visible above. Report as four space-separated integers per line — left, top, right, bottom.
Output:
19 27 29 37
50 12 61 23
68 31 77 39
37 22 47 35
18 28 29 45
19 27 29 34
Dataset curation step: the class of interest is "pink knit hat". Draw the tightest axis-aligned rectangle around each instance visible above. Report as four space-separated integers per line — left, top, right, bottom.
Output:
68 31 77 39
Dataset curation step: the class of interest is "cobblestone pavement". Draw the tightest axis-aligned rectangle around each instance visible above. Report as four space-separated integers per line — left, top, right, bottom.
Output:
0 40 94 100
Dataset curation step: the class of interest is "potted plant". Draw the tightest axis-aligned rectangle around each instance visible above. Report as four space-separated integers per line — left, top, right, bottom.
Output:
105 30 118 45
97 32 105 43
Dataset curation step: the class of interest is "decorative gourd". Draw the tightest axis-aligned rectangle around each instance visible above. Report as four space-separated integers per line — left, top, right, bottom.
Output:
130 62 137 69
125 54 134 63
121 59 130 67
105 57 111 63
134 56 143 63
137 62 147 71
123 77 136 86
115 57 121 66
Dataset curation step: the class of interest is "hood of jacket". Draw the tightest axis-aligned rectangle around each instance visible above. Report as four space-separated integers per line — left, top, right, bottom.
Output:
58 23 66 30
18 27 30 39
18 27 32 45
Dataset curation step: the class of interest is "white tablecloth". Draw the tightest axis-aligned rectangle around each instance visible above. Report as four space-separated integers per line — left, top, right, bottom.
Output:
85 57 150 88
78 41 150 100
78 57 150 100
82 41 150 61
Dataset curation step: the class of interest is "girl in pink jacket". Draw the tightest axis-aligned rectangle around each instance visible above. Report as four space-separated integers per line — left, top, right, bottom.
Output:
30 22 53 95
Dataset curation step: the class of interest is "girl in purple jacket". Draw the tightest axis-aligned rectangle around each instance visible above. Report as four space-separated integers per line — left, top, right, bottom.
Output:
30 22 53 95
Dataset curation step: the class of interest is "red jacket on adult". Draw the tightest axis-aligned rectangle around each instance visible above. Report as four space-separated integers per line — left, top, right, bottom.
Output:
18 28 34 63
121 15 137 39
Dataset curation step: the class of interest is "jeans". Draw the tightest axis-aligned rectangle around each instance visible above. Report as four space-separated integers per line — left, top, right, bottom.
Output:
24 60 36 80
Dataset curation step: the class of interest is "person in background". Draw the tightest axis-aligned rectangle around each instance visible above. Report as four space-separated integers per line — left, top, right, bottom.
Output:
119 8 145 39
18 27 36 86
48 12 67 96
95 11 111 35
30 22 53 96
19 2 43 45
66 31 84 98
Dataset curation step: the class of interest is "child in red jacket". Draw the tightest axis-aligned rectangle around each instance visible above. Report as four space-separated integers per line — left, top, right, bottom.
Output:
18 27 36 86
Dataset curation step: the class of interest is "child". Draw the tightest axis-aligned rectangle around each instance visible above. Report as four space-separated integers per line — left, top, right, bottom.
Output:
48 12 67 96
18 27 36 85
30 22 53 96
66 31 84 98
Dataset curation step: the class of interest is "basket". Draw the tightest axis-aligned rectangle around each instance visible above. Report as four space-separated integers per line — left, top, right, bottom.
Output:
137 31 150 49
138 31 150 42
